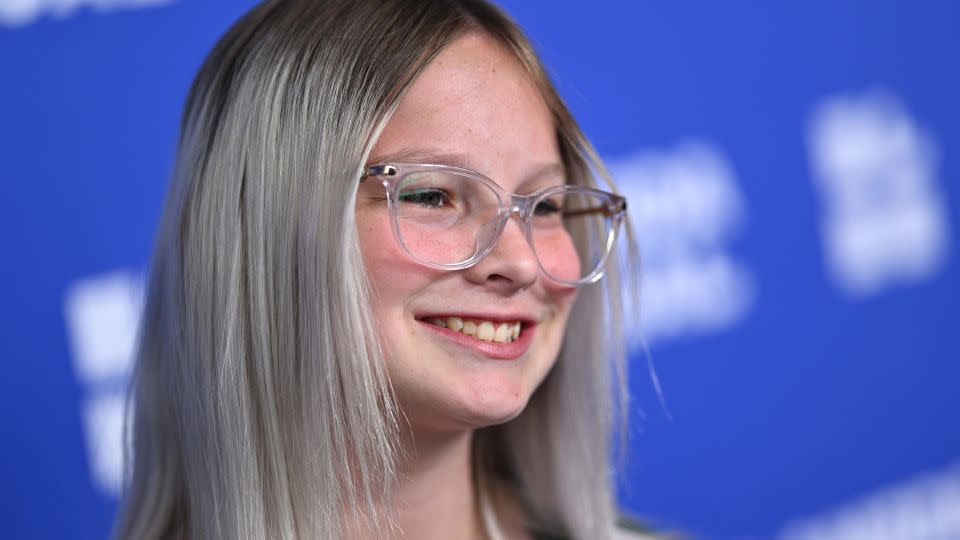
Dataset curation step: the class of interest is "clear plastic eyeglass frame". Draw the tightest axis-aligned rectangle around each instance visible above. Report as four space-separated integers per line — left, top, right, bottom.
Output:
360 162 628 287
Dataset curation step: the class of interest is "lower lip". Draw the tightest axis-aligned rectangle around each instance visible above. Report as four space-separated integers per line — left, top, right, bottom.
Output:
417 320 535 360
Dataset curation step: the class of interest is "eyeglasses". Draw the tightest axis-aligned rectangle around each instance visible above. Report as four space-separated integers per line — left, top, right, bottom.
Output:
361 163 627 286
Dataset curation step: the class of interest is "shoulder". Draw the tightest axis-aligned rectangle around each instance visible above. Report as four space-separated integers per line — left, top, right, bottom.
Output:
612 530 664 540
613 513 685 540
611 526 675 540
529 514 684 540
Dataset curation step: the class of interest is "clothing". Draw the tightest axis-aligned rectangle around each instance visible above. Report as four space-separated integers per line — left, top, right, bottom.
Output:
529 514 671 540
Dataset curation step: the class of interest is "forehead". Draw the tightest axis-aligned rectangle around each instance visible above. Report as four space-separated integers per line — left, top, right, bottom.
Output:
370 31 560 187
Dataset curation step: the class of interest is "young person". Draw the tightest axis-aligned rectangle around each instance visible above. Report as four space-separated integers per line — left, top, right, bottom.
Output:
115 1 656 538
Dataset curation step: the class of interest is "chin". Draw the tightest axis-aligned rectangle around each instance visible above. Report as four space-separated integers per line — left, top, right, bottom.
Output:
389 337 557 433
451 378 536 428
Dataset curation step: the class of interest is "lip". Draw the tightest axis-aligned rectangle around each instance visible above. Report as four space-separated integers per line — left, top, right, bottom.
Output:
415 317 536 360
415 311 537 325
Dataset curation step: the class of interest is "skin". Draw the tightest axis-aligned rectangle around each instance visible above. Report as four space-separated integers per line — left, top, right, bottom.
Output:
354 31 579 539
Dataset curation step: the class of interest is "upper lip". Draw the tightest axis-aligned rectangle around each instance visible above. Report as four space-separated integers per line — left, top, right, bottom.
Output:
414 311 538 324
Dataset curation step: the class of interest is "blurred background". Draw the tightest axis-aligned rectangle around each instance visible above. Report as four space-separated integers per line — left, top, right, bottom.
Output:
1 1 957 539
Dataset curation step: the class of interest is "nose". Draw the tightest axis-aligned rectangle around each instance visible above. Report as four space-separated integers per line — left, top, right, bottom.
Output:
463 212 539 292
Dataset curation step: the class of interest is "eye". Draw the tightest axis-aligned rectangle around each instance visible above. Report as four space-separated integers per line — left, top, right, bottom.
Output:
399 188 449 209
533 197 562 216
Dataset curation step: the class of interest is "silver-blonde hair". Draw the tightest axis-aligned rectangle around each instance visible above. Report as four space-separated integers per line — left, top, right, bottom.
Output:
114 1 634 539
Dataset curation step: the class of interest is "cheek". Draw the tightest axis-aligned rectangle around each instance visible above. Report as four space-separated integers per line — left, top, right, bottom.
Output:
357 211 399 268
546 285 578 327
532 229 582 282
356 209 443 323
358 213 412 301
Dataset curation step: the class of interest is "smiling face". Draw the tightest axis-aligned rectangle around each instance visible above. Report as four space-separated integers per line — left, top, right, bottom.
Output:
355 32 579 434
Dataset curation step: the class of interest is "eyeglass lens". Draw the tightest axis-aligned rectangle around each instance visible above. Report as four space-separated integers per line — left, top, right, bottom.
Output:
393 170 617 283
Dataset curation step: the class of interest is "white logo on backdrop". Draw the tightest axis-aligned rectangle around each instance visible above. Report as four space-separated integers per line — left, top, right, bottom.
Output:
808 90 949 297
779 460 960 540
63 270 143 495
0 0 173 28
609 140 754 345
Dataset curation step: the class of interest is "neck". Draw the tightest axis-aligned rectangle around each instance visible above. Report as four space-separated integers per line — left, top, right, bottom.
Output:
344 427 486 540
394 428 484 540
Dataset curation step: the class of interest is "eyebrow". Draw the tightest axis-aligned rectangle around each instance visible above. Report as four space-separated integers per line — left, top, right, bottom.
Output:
368 147 567 186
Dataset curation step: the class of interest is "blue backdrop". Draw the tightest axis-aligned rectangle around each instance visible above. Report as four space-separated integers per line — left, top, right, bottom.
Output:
2 1 957 539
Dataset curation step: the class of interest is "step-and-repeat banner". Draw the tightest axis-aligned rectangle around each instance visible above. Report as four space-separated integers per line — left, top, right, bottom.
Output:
2 1 957 539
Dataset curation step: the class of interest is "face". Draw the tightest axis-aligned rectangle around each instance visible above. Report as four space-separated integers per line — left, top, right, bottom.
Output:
355 32 578 434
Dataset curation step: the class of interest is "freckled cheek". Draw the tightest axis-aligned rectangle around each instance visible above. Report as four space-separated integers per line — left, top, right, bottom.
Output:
544 286 578 330
357 212 443 303
533 249 579 330
533 230 583 283
358 214 402 266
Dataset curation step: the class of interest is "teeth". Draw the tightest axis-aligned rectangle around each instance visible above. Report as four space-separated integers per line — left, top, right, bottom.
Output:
494 323 511 343
477 321 495 341
447 317 463 331
425 317 524 344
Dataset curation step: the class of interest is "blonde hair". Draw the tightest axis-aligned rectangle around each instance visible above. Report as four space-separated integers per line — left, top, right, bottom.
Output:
115 1 634 539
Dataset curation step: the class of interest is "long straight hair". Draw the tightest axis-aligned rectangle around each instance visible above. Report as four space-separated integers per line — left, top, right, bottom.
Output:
114 1 633 538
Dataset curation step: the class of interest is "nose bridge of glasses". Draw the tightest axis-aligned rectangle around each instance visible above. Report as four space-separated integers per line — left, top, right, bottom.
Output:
495 194 539 249
506 192 538 224
488 194 531 247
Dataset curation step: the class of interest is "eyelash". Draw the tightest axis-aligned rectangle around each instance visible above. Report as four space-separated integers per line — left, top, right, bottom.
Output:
534 199 561 215
399 188 449 208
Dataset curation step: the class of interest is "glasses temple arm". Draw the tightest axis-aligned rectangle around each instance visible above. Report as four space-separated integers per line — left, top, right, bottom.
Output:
562 200 627 218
